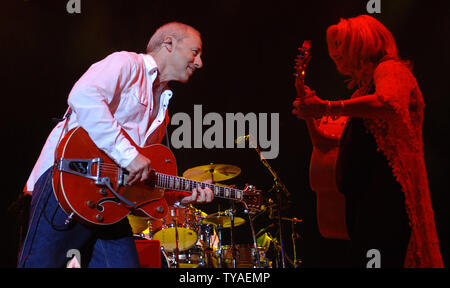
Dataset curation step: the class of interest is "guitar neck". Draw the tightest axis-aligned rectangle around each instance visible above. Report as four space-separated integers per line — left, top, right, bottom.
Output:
296 78 323 143
154 172 244 201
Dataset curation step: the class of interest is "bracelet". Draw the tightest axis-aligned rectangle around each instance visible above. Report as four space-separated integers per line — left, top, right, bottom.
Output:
327 100 344 120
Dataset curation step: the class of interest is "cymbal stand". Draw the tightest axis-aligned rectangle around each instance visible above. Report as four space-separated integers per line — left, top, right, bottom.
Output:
228 202 237 268
201 217 215 268
290 218 301 268
291 217 301 268
276 189 285 268
216 224 224 268
269 214 303 268
172 208 180 268
247 212 262 268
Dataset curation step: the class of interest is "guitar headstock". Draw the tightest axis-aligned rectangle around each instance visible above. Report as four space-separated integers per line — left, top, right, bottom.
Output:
241 184 263 214
294 40 312 84
293 40 312 99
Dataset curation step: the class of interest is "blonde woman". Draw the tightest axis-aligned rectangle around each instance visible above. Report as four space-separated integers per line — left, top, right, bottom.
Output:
292 15 443 268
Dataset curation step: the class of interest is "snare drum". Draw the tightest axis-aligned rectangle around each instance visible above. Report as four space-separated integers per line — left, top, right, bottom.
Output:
151 206 198 252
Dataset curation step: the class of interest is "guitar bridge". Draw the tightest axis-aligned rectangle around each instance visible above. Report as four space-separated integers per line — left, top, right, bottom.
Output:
56 157 136 209
56 157 103 184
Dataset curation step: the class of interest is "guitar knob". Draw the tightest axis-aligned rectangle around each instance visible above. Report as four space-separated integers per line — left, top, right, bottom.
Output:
95 214 104 222
86 201 95 209
156 206 164 213
99 188 107 196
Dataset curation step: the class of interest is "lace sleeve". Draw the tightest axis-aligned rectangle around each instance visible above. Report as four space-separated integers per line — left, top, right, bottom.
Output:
373 60 415 121
365 61 442 268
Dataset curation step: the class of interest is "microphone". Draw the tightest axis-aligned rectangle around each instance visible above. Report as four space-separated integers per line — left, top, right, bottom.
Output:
235 135 250 144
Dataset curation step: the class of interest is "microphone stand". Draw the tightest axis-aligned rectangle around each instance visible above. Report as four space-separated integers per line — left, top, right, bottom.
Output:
251 143 291 268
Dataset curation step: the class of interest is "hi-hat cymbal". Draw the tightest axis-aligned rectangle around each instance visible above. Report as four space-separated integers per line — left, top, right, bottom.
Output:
183 163 241 182
203 213 246 228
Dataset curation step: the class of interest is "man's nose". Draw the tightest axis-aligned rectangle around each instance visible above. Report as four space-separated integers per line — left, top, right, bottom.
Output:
194 56 203 69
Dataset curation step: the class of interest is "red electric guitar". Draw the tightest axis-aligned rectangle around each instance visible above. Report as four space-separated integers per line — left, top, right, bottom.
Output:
52 127 261 226
294 41 349 240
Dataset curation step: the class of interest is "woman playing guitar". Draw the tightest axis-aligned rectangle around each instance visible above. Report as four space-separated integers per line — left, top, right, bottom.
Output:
292 15 443 268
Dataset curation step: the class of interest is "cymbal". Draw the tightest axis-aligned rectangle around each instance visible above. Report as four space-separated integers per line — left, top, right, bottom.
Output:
203 213 246 228
183 163 241 182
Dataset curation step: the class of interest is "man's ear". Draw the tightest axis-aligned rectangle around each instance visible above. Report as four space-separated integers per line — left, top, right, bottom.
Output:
161 36 173 52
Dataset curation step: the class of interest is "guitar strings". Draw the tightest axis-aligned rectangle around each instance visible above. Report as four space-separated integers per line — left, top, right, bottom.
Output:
94 163 244 200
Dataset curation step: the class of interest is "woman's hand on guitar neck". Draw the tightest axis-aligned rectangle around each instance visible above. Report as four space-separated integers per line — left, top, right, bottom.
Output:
292 85 327 119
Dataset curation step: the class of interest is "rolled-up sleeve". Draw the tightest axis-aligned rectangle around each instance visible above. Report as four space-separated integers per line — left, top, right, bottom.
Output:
68 52 139 168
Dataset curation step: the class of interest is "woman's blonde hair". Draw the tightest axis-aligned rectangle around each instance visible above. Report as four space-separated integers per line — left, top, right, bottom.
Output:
326 15 405 88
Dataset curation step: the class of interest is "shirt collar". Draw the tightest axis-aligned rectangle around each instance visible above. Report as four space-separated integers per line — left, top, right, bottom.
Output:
142 53 173 100
142 53 158 77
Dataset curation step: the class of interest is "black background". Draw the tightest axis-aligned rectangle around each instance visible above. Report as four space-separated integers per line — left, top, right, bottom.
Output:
1 0 448 268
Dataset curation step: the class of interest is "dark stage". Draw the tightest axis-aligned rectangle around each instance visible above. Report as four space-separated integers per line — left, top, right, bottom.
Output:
1 0 448 268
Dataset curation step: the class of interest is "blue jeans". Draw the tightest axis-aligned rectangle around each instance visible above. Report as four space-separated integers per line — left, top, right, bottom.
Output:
18 168 140 268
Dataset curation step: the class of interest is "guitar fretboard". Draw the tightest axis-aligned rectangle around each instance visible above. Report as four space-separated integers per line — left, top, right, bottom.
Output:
155 173 244 201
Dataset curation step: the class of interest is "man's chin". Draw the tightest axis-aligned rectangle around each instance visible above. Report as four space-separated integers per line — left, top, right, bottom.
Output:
179 77 190 83
181 73 192 83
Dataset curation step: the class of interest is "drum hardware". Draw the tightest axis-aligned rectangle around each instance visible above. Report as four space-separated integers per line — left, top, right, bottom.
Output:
246 208 262 268
160 246 170 268
129 159 283 269
266 214 303 268
198 216 215 268
247 139 291 268
174 218 180 268
172 202 181 268
228 200 237 268
202 207 246 268
151 205 198 252
290 218 302 268
202 211 246 228
182 162 242 268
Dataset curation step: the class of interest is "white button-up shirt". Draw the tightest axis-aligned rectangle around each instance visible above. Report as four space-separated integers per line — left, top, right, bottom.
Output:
24 52 173 194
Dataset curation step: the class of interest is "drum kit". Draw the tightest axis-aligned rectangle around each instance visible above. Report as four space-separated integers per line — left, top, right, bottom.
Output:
129 162 302 268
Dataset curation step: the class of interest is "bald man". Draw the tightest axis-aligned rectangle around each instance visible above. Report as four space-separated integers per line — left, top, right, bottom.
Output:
19 22 213 268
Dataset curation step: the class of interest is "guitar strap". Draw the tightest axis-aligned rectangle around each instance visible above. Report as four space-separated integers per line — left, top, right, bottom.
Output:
22 107 76 236
164 127 170 148
164 115 171 149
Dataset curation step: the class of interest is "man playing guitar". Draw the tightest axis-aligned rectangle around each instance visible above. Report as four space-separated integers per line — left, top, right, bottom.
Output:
19 22 214 268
